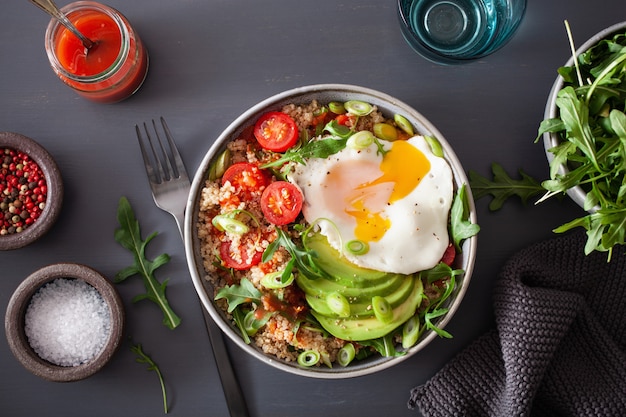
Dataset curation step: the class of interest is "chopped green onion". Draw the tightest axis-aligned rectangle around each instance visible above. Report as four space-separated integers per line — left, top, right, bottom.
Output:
212 215 249 234
337 343 355 367
372 296 393 323
326 292 350 317
373 123 398 141
344 100 373 116
347 131 375 150
402 315 421 349
208 148 232 181
324 119 353 139
345 239 369 255
394 114 414 136
320 351 332 368
243 310 259 336
261 271 294 289
297 350 320 367
314 106 329 117
243 309 271 336
328 101 346 114
424 135 444 158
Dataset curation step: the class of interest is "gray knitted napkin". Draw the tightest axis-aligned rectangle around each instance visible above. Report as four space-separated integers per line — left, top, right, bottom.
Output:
408 231 626 416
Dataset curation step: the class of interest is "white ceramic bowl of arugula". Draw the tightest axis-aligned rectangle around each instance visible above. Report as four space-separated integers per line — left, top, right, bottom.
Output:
542 21 626 254
184 84 478 378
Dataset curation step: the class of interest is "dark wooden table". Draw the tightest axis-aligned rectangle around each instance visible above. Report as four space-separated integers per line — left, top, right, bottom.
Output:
1 0 620 416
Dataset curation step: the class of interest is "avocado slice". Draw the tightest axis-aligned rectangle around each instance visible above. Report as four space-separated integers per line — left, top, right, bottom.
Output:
311 277 424 341
304 233 389 287
305 274 416 318
296 269 406 300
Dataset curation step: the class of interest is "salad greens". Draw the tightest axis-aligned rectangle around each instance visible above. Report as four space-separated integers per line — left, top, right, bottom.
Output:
538 25 626 258
471 25 626 259
210 101 480 364
469 163 545 210
213 184 478 360
450 184 481 252
260 117 391 170
131 342 169 414
114 197 181 330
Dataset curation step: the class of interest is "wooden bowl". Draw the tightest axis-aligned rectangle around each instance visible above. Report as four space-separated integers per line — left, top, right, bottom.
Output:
4 263 125 382
0 132 63 250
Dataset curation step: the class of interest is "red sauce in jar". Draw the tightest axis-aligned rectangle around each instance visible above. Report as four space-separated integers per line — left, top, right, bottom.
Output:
45 2 148 103
56 12 122 76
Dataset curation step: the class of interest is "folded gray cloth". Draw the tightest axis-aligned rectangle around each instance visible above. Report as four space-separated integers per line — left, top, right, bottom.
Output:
408 231 626 416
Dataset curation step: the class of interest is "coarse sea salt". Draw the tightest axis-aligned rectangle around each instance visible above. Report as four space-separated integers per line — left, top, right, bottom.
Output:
24 278 111 367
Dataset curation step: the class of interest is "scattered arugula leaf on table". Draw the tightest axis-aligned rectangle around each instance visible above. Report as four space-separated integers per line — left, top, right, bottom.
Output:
468 162 546 211
114 196 181 330
131 342 169 414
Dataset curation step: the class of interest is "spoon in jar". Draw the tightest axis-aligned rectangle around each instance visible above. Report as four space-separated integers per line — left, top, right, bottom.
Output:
29 0 96 51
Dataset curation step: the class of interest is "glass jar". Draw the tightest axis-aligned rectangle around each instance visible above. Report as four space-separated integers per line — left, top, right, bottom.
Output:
44 1 149 103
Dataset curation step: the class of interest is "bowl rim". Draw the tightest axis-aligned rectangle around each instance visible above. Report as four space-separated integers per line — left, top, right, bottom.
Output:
184 83 478 378
543 21 626 211
0 132 63 250
4 263 125 382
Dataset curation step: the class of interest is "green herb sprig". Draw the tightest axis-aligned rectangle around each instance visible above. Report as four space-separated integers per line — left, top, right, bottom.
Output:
537 23 626 258
131 342 169 414
261 136 348 169
114 197 181 329
468 163 546 210
450 184 481 251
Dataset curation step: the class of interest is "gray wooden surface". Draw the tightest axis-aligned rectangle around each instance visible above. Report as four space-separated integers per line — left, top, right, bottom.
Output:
1 0 621 416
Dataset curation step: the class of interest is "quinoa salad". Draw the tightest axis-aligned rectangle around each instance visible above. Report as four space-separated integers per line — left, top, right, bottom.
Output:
196 99 478 368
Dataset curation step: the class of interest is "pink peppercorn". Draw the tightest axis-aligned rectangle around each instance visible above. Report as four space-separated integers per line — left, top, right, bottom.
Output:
0 148 47 235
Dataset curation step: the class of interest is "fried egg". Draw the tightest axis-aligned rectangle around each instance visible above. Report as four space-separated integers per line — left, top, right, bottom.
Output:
288 135 453 275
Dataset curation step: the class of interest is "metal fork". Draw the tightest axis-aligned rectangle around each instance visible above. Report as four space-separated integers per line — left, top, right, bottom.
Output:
136 118 250 417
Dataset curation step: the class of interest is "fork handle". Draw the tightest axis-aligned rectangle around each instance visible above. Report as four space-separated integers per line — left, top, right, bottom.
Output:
201 308 250 417
174 214 250 417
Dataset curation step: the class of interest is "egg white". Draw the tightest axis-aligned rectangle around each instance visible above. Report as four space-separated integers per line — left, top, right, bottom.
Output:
288 135 453 275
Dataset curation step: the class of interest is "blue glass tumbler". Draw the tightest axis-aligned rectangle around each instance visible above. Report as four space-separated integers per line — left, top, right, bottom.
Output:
397 0 526 64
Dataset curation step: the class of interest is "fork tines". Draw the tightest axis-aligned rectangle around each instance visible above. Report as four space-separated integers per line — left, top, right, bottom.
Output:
136 117 188 184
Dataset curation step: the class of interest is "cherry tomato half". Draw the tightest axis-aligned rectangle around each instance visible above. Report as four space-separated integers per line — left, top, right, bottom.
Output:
441 243 456 266
220 240 263 270
335 113 356 127
253 111 299 152
260 181 303 225
221 162 270 197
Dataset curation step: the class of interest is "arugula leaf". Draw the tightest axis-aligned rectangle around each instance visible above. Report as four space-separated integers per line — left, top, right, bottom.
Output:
555 86 600 169
261 137 348 169
450 184 481 251
131 342 168 414
535 26 626 257
468 163 545 210
214 278 262 313
423 308 453 339
232 307 251 344
263 228 326 280
114 197 181 330
419 262 463 284
359 334 405 358
422 275 456 338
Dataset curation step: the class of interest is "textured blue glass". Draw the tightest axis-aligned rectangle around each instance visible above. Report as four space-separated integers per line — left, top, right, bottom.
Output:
398 0 526 64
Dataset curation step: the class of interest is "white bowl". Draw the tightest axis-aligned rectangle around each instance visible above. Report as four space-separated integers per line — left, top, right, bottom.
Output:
185 84 478 378
543 21 626 211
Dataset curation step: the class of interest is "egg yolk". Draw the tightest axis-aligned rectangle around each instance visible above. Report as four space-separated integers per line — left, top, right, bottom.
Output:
350 140 431 242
